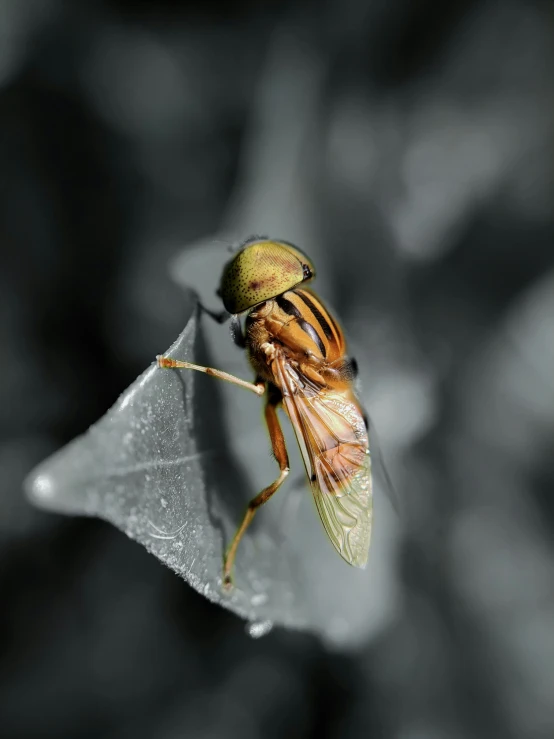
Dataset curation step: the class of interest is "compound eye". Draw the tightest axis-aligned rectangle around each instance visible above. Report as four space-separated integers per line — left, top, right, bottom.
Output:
218 239 316 314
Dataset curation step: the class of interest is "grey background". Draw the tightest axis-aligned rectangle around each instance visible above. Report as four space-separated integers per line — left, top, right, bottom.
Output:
1 1 553 737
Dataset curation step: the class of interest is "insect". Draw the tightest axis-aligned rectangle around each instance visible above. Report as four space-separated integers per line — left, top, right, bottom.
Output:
157 238 372 588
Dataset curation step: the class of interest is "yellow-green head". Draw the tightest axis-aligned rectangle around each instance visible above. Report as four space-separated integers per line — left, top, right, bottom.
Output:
218 238 315 314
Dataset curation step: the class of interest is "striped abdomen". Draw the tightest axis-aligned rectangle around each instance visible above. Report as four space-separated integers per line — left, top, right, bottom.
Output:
273 288 345 363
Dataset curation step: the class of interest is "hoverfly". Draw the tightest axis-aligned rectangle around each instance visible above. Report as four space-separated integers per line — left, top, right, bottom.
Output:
157 238 372 588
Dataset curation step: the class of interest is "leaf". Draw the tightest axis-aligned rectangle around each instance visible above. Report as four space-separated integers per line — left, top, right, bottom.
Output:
24 306 299 625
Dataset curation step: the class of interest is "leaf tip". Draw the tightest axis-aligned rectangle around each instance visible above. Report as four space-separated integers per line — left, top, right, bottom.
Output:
24 466 57 509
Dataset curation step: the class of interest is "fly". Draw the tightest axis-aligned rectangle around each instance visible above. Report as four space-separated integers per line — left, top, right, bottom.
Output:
157 238 372 589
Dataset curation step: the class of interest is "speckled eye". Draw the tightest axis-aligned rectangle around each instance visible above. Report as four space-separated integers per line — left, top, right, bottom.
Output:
218 239 316 314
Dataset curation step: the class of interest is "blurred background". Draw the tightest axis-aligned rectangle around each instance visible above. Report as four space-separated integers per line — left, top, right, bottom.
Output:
2 0 554 737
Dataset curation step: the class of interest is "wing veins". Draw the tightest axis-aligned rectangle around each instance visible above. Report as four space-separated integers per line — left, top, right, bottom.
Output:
271 353 372 568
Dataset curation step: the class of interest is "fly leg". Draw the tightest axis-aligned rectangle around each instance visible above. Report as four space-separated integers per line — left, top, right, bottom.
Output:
199 304 228 324
156 356 265 396
223 386 289 589
197 302 245 348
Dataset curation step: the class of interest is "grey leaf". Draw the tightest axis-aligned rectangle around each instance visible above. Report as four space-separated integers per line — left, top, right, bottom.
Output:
24 306 299 628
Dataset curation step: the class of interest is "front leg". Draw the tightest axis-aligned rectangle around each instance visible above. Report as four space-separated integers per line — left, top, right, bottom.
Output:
198 300 245 348
157 356 265 396
199 302 229 324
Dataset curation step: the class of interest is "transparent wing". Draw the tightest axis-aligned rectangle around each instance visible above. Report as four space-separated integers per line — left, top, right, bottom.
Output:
273 356 373 568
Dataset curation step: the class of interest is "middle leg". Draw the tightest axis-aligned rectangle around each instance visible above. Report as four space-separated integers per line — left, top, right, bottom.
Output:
223 386 289 588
